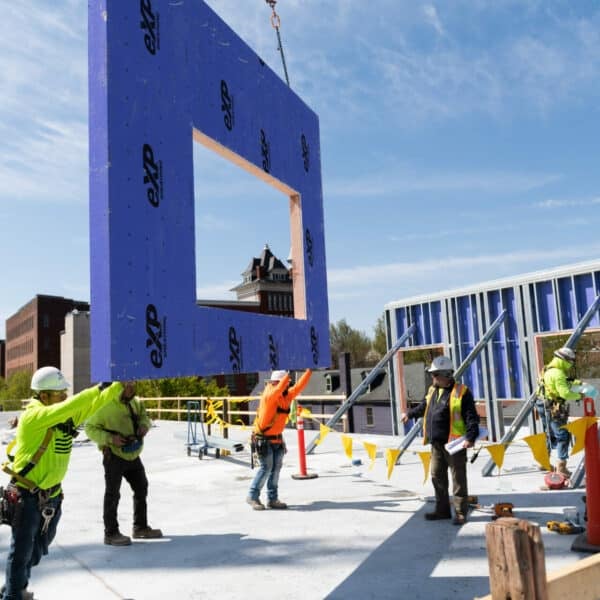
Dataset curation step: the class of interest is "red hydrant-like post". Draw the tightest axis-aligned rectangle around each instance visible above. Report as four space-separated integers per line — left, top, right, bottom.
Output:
291 405 318 480
584 397 600 546
572 396 600 552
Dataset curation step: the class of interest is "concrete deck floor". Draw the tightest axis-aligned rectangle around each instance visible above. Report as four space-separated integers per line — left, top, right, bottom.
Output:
0 411 593 600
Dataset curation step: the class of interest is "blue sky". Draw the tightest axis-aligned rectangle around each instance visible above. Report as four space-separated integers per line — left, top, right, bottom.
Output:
2 1 600 342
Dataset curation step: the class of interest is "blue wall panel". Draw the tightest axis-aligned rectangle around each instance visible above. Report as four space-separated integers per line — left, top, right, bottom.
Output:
89 0 329 380
431 301 442 344
503 288 522 397
574 273 597 328
488 289 507 397
557 276 574 330
412 305 424 346
535 281 557 332
456 295 476 391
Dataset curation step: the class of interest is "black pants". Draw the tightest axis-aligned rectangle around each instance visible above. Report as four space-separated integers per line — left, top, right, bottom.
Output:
103 450 148 535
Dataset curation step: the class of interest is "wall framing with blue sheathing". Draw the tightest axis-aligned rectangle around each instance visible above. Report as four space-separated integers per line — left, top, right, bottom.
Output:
88 0 329 380
385 261 600 437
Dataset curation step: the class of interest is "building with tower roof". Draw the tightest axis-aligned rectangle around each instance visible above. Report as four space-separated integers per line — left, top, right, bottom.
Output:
229 243 294 317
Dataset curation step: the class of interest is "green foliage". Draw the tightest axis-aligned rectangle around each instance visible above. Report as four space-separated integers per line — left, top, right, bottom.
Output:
373 315 387 358
135 376 228 398
540 332 600 379
136 376 229 421
329 319 373 369
0 370 32 409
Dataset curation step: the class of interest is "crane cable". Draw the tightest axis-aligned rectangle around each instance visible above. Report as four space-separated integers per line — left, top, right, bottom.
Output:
265 0 290 87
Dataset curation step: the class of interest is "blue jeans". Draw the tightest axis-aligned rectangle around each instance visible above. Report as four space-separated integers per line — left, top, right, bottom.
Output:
3 490 62 599
248 443 285 502
549 418 570 460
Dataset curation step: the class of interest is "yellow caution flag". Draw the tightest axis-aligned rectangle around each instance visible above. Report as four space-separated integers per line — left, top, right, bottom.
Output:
417 451 431 483
563 417 599 456
523 433 551 471
363 441 377 469
341 435 353 460
385 449 401 480
315 423 332 446
205 401 217 425
484 443 507 471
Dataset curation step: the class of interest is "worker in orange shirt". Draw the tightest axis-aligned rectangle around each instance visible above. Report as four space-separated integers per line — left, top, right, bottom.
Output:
247 369 312 510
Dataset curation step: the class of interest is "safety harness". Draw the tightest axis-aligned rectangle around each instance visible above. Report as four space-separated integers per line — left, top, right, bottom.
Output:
2 429 56 494
100 400 143 453
2 428 61 534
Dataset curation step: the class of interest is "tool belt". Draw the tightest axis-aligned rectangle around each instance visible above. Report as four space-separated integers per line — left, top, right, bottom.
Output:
0 484 23 528
0 481 61 529
546 399 569 424
251 433 283 457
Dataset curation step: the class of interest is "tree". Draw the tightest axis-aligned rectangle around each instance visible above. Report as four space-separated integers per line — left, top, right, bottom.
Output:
373 315 387 358
135 376 228 398
0 370 32 408
329 319 373 369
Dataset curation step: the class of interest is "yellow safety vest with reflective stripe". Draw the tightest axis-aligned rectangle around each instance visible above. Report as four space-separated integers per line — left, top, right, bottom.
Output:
423 382 468 443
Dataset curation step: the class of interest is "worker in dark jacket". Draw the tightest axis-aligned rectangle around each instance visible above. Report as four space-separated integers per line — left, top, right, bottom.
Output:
401 356 479 525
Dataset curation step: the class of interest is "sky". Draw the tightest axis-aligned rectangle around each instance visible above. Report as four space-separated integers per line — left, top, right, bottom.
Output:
2 1 600 342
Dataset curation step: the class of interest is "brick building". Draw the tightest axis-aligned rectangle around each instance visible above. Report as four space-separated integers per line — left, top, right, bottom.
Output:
5 295 90 382
0 339 5 379
229 244 294 317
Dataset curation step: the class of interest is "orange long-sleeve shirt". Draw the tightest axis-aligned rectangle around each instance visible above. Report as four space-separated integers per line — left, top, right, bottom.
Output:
255 369 312 439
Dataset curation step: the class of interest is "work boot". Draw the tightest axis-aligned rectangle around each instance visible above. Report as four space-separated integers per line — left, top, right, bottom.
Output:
557 460 572 478
246 498 265 511
424 510 451 521
267 499 288 509
0 585 33 600
132 526 163 539
453 514 467 526
104 531 132 546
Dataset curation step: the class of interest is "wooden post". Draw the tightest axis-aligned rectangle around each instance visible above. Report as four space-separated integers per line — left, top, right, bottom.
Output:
485 517 548 600
223 399 229 439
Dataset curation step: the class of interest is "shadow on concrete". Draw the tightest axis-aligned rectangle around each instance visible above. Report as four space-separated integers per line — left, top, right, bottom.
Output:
325 490 588 600
48 532 377 573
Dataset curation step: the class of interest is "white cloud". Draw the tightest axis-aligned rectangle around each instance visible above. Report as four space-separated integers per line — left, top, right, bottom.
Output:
423 4 445 36
327 244 600 290
535 197 600 208
326 168 560 198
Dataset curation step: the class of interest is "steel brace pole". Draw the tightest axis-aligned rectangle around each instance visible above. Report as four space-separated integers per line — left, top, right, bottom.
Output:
394 309 508 464
305 323 416 455
481 294 600 477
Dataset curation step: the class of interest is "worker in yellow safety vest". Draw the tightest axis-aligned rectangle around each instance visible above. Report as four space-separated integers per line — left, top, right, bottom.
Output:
401 356 479 525
1 367 127 600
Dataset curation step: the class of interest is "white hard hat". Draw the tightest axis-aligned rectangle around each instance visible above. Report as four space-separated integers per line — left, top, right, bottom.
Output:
267 370 288 382
554 347 576 363
31 366 69 391
427 356 454 374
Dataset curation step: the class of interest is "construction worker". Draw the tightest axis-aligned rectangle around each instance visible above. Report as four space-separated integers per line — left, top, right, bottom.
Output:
401 356 480 525
247 369 312 510
541 346 585 478
85 382 162 546
1 367 126 600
